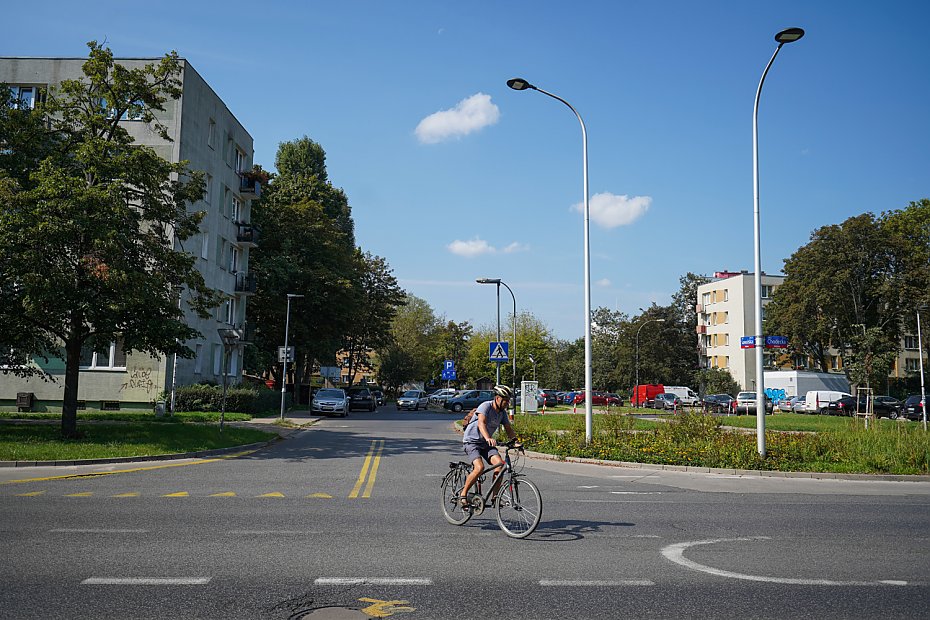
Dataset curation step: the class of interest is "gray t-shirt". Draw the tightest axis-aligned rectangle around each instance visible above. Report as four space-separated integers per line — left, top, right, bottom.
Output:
463 399 508 444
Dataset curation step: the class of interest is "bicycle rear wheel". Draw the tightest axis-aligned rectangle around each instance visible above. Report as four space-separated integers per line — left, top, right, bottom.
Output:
440 469 473 525
496 477 542 538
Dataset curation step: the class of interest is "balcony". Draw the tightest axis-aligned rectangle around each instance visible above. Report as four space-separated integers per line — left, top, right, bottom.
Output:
696 325 707 334
239 174 261 200
236 223 261 247
236 321 256 343
234 272 257 295
695 304 704 313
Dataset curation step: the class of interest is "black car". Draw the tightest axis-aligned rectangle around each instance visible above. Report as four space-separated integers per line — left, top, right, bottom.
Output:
346 386 376 412
538 390 560 407
703 394 734 413
371 390 385 406
827 395 903 418
902 395 926 421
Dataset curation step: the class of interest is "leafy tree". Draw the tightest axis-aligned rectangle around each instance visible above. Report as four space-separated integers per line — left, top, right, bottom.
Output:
0 43 219 437
692 368 740 396
379 294 442 388
591 307 630 391
340 252 406 385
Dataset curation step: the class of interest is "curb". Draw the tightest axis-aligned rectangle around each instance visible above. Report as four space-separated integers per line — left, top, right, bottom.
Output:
0 419 315 468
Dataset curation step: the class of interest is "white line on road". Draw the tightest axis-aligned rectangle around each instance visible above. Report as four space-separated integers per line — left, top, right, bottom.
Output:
82 577 211 585
661 537 910 586
229 530 324 535
51 528 148 533
610 491 662 495
539 580 655 587
314 578 432 586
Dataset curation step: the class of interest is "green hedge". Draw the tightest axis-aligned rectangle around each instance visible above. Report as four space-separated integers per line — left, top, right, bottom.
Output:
173 384 288 415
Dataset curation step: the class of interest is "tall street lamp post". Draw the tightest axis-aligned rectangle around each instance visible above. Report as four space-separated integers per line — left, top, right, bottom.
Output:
635 318 666 408
751 27 805 456
507 77 593 443
918 306 927 431
477 278 517 417
528 354 536 381
280 293 304 420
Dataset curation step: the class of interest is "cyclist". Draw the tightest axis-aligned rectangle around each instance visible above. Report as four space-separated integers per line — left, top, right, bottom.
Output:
459 385 519 509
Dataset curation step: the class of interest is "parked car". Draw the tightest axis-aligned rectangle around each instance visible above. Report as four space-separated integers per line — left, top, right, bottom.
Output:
371 390 385 407
733 391 773 415
663 386 701 407
428 388 457 405
346 386 376 412
397 389 429 411
311 388 349 417
778 395 804 413
560 390 577 404
791 397 807 413
653 393 682 410
800 390 851 414
902 395 926 421
538 390 560 407
827 395 902 418
444 389 494 413
605 393 624 406
703 393 734 413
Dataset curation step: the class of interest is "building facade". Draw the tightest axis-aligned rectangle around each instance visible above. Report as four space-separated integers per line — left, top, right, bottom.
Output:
0 56 258 411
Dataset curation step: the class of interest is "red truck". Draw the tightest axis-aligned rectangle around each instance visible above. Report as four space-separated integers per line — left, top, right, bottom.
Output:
632 384 664 408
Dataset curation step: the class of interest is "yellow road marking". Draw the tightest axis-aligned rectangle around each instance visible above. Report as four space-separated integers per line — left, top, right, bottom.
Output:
112 492 139 497
307 492 332 499
358 597 415 618
0 450 257 486
16 491 45 497
210 492 236 497
258 492 285 498
349 440 384 499
163 492 188 497
65 492 93 497
362 441 385 498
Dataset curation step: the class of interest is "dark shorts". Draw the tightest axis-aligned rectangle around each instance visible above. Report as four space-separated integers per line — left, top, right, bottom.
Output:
464 441 500 464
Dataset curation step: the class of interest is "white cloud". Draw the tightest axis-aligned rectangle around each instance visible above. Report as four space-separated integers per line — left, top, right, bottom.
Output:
447 237 528 258
572 192 652 229
415 93 500 144
596 278 611 287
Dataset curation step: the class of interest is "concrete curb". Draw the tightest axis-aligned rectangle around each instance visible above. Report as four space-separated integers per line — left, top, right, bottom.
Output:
0 417 318 468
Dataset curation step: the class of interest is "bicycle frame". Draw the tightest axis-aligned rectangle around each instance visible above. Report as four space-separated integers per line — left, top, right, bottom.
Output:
455 443 522 507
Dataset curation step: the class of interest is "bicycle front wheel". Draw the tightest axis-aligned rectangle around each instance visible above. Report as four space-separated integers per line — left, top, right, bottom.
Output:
496 477 542 538
440 469 473 526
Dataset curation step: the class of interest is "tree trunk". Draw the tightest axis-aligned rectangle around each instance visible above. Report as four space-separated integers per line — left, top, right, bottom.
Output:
61 331 83 439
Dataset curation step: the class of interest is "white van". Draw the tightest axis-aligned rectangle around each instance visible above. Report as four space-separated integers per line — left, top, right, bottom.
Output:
663 386 700 407
802 390 851 414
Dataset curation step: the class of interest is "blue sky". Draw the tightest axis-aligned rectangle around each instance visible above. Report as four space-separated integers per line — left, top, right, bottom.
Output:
6 1 930 340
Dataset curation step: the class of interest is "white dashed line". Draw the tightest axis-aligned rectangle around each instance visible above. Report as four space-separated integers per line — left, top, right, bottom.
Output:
610 491 662 495
229 530 324 535
662 537 910 586
314 578 433 586
82 577 210 585
539 580 655 587
51 528 148 533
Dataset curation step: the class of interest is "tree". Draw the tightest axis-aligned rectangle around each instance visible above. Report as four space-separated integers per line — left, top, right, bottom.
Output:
341 252 406 385
0 43 219 437
693 368 740 396
378 294 442 389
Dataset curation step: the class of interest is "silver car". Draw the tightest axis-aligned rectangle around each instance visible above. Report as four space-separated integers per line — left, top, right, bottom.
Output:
311 388 348 417
397 389 429 411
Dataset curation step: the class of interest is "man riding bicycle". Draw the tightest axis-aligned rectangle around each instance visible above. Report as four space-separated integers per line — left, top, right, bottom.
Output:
460 385 519 509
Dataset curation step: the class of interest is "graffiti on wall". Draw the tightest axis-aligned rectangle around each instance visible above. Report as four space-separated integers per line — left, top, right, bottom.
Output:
120 368 156 394
764 387 786 403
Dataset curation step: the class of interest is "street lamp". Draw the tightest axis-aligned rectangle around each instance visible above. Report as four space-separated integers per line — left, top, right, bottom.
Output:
751 27 805 457
477 278 517 416
508 77 593 443
217 327 242 432
169 285 183 417
280 293 304 420
918 306 927 431
528 354 536 381
635 318 666 408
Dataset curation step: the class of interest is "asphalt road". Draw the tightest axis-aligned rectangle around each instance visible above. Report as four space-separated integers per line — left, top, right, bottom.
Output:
1 408 928 619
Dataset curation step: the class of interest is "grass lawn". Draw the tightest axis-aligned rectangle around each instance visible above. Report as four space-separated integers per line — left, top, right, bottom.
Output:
0 421 275 461
509 411 930 475
0 410 251 423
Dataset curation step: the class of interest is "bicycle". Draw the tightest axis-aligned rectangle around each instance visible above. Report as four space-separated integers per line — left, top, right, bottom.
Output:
439 439 542 539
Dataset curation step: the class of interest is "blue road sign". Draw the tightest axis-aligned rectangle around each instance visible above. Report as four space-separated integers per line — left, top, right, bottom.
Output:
740 336 756 349
444 360 455 371
441 369 457 380
765 335 788 349
489 341 509 362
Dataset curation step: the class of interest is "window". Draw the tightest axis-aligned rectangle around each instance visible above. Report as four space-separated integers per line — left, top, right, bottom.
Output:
905 358 921 372
228 348 239 377
229 246 240 273
723 289 729 302
830 356 841 370
103 97 144 121
235 148 246 173
216 238 226 268
904 335 919 351
223 187 230 218
702 292 711 306
231 195 242 222
761 285 774 299
723 311 729 324
208 119 216 149
194 344 203 374
205 174 212 204
7 85 42 109
79 340 127 370
224 297 237 325
795 355 808 369
201 233 209 260
342 374 350 384
213 343 223 375
725 334 730 346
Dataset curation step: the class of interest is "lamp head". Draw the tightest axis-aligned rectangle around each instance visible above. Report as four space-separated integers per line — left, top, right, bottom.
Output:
657 318 667 322
775 27 805 44
507 77 533 91
287 293 305 299
476 277 501 284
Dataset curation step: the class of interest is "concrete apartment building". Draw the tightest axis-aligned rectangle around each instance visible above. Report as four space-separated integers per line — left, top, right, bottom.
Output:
697 271 925 390
0 56 258 411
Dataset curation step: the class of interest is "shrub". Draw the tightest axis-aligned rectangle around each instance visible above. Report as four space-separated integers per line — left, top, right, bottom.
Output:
173 384 288 415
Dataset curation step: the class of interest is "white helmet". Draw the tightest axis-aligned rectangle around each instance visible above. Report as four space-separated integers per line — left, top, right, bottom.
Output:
493 385 514 400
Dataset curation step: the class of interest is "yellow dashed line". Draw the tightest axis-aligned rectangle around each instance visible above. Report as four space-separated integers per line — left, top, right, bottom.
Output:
163 492 188 497
258 492 285 498
307 493 333 499
210 492 236 497
65 492 93 497
16 491 45 497
113 492 140 497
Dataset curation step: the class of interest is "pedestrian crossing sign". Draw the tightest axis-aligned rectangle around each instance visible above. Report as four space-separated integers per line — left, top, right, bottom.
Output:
489 341 509 362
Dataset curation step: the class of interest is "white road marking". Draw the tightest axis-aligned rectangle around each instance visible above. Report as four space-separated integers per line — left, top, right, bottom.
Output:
611 491 662 495
662 537 910 586
539 580 654 587
82 577 210 585
229 530 324 535
314 578 432 586
51 528 147 533
578 485 600 488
